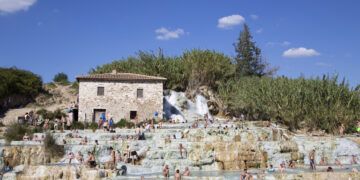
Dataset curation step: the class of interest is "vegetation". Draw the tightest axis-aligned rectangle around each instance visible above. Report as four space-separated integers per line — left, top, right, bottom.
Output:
72 121 85 130
4 124 32 143
0 67 42 113
44 132 64 158
91 49 233 91
70 81 79 94
115 119 135 128
36 108 67 120
219 75 360 133
234 24 275 77
90 23 360 134
53 72 70 85
86 122 98 131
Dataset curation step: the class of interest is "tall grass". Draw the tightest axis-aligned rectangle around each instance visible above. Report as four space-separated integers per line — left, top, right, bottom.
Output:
219 75 360 133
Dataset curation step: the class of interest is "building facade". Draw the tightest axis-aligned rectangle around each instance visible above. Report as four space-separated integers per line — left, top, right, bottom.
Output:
76 72 165 123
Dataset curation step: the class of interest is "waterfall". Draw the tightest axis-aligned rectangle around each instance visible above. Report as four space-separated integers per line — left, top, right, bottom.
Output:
163 91 212 122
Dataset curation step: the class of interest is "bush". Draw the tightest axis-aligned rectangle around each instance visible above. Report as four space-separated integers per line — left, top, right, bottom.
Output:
53 108 67 119
4 124 32 143
72 121 85 130
46 82 57 89
53 72 69 85
115 119 135 128
70 82 79 94
36 108 54 120
87 122 98 131
44 132 64 158
31 126 44 133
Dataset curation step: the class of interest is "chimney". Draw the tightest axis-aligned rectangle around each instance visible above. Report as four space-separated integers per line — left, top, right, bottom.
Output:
111 69 117 74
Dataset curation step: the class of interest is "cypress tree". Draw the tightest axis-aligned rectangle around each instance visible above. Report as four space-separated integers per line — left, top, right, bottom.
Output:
234 23 273 77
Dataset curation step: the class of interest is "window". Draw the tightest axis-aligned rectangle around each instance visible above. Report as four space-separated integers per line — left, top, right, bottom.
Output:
97 87 104 96
137 88 143 98
130 111 137 119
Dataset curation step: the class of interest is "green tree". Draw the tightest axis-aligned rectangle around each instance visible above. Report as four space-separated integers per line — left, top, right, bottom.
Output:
53 72 69 85
234 24 275 77
182 49 235 90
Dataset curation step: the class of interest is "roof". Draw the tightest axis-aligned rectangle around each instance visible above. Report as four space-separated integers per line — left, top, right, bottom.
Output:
76 72 167 82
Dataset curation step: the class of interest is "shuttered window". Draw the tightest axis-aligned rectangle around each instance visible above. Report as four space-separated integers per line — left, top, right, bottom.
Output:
137 88 143 98
97 87 104 96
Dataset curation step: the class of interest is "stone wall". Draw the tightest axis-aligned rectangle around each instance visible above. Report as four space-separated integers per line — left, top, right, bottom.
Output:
78 81 163 123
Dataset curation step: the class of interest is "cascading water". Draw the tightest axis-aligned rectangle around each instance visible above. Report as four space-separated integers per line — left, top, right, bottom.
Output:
164 90 212 122
195 95 212 119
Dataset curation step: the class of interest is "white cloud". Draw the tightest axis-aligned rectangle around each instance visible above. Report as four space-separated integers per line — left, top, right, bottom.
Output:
217 14 245 29
256 28 263 34
155 27 185 40
250 14 259 20
0 0 37 14
282 47 320 58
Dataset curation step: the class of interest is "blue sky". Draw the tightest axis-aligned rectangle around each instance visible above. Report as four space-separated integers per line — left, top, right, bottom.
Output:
0 0 359 86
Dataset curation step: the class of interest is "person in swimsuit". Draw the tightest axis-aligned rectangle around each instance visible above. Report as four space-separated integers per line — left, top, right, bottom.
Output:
175 169 181 180
76 151 83 164
163 165 169 178
86 151 96 168
179 143 187 159
309 149 316 170
183 167 190 176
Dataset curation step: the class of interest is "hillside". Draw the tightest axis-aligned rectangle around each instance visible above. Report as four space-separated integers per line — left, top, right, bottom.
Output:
0 83 77 125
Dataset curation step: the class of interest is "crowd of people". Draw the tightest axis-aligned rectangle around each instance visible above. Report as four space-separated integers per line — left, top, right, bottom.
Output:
12 110 360 179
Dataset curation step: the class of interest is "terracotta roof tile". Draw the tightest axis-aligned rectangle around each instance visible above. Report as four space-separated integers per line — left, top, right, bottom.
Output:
76 73 166 82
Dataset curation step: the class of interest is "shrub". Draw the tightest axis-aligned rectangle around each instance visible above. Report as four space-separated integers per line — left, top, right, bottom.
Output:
70 82 79 94
47 82 57 89
115 119 135 128
4 124 32 143
115 119 127 128
53 108 67 119
31 126 44 133
87 122 98 131
53 72 69 85
72 121 85 130
44 132 64 158
36 108 54 120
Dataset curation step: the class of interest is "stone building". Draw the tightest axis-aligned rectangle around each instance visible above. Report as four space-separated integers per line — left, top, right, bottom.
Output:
76 71 166 123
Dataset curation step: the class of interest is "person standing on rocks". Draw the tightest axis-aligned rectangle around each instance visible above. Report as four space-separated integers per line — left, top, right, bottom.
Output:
339 123 345 137
309 149 316 170
163 164 169 178
179 143 187 159
351 155 358 164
